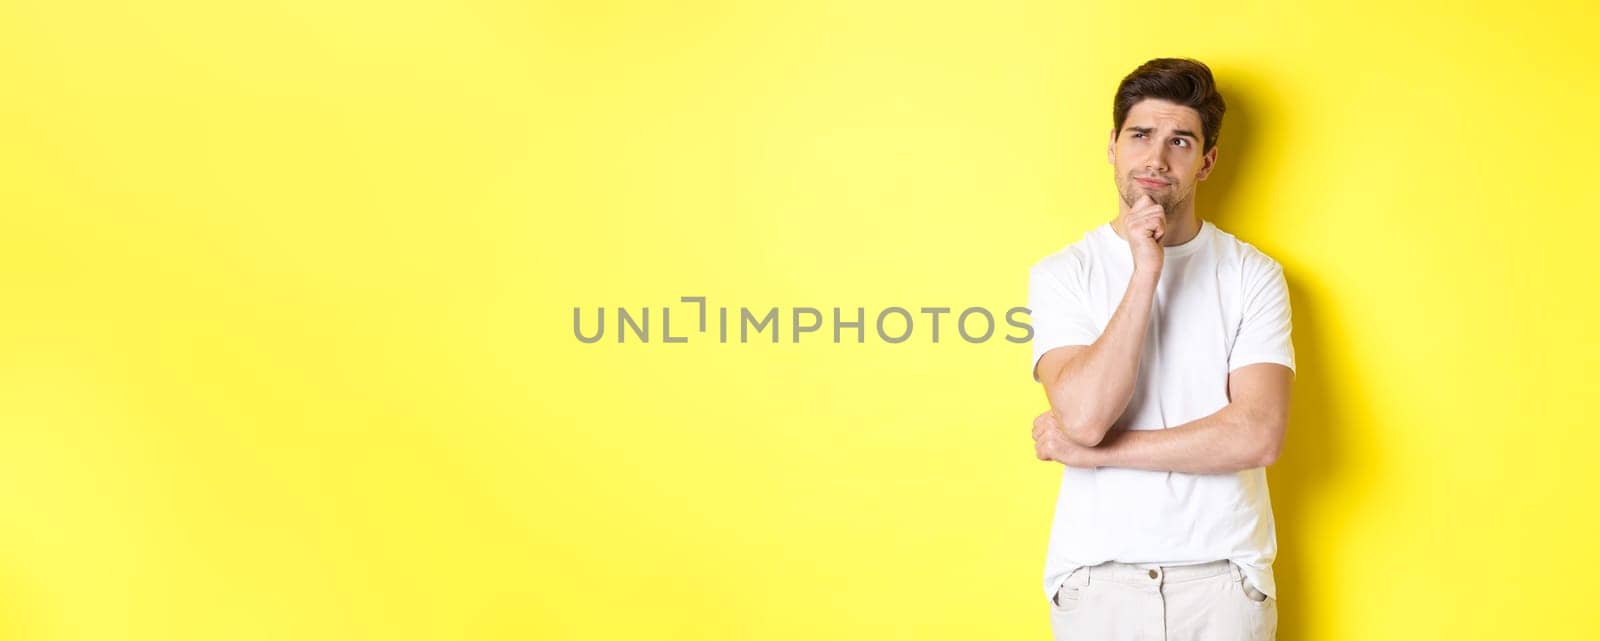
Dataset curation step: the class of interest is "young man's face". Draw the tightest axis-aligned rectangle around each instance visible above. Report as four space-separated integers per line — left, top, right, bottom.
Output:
1107 98 1218 212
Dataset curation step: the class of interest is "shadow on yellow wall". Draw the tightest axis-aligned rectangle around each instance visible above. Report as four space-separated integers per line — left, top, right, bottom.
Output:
1201 77 1375 641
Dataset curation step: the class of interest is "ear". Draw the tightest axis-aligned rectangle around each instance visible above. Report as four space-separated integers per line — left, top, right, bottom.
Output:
1107 128 1118 165
1196 145 1219 181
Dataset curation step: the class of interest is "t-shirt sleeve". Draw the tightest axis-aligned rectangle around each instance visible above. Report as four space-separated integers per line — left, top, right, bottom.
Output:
1229 258 1297 374
1028 260 1100 383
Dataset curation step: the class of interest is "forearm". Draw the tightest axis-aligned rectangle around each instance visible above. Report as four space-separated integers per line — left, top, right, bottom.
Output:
1044 270 1160 445
1088 403 1272 475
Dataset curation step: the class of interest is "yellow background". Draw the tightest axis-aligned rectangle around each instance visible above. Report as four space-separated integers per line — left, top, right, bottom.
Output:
2 1 1596 639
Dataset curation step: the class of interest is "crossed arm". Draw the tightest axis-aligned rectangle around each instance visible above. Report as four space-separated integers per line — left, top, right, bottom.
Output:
1031 262 1292 474
1031 361 1292 474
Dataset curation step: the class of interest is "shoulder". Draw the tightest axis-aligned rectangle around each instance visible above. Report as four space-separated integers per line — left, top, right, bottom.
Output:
1030 223 1107 279
1207 222 1285 279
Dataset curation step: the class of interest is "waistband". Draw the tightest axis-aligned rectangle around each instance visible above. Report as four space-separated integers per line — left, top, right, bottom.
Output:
1067 559 1240 590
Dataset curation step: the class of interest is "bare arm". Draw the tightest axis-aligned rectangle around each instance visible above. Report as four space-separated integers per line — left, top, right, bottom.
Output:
1032 363 1293 474
1034 194 1169 447
1034 268 1159 447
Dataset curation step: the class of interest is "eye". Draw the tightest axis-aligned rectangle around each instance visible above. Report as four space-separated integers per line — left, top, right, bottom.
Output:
1132 132 1146 139
1173 139 1188 148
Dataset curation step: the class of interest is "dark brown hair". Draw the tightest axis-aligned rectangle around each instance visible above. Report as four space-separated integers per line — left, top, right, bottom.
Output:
1112 58 1226 153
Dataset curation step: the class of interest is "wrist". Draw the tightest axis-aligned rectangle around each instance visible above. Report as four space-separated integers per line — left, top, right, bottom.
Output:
1131 266 1162 283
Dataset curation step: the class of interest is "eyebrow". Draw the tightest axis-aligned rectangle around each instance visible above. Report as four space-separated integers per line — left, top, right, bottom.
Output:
1126 126 1198 141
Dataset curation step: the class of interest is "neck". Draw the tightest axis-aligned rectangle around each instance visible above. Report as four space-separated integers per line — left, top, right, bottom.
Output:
1112 199 1202 246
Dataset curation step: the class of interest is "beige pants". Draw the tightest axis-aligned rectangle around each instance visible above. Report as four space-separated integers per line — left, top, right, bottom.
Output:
1048 559 1277 641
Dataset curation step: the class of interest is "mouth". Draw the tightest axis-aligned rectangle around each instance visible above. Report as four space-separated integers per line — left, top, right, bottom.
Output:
1134 177 1169 189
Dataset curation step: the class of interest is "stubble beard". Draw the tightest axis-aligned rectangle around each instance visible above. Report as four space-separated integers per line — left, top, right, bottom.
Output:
1118 177 1187 213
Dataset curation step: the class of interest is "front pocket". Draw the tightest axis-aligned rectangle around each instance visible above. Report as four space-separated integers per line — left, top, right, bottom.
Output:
1052 584 1084 611
1237 579 1271 605
1052 570 1089 611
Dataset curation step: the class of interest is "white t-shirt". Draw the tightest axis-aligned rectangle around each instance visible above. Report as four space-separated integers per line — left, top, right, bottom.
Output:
1027 218 1296 603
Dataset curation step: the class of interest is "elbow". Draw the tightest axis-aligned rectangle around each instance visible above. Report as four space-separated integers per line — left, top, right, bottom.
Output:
1065 426 1106 448
1068 422 1107 447
1055 411 1110 448
1256 440 1282 468
1253 417 1286 468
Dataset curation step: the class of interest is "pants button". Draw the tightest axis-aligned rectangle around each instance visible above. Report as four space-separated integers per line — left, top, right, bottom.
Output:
1148 569 1158 579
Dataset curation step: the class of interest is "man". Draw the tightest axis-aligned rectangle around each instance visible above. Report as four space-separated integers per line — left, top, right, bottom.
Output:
1028 58 1294 641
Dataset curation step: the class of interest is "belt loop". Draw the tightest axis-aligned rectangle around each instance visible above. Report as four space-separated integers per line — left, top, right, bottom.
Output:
1227 560 1242 582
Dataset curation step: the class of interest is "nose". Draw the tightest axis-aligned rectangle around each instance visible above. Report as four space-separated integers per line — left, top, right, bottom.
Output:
1144 147 1169 173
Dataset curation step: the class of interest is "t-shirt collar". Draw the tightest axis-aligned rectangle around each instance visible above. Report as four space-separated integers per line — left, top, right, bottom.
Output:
1098 219 1212 260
